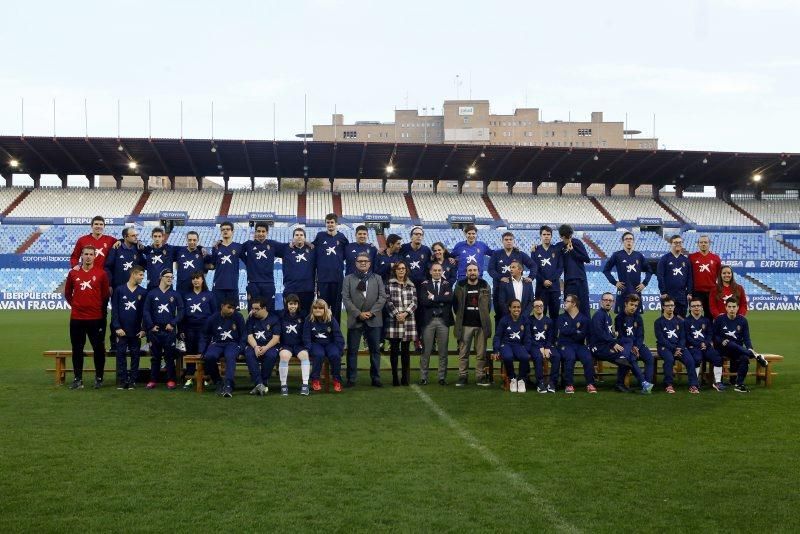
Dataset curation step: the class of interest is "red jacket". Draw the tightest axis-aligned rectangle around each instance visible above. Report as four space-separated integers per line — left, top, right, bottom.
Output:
64 266 110 320
70 234 118 268
689 251 722 293
710 284 748 318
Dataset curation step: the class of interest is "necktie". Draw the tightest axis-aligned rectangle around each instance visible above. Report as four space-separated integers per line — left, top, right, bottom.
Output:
434 281 440 295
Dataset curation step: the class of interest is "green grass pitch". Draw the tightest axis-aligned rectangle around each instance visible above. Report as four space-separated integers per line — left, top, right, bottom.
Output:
1 310 798 532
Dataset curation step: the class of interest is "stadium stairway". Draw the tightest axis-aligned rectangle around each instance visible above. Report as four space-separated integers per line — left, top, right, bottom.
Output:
15 229 42 254
777 237 800 255
403 193 419 221
332 192 343 216
743 273 778 295
377 233 387 250
481 194 501 221
297 192 307 222
728 200 766 229
1 189 30 217
589 197 616 224
582 234 606 259
131 191 150 215
654 197 686 224
219 192 233 217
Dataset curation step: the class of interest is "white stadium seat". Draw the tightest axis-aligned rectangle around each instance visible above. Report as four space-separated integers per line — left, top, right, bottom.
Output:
733 198 800 225
8 188 141 218
594 196 677 223
340 192 410 219
140 190 224 220
227 190 298 216
489 194 608 225
663 197 756 227
412 193 492 222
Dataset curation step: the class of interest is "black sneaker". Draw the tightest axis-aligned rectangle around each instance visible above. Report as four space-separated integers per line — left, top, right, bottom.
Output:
734 384 750 393
94 377 103 389
419 378 429 385
476 376 490 387
438 378 447 386
371 379 383 388
116 381 128 390
456 377 467 387
127 381 136 390
69 378 83 390
755 354 768 368
222 386 233 398
614 384 631 393
344 380 356 388
214 382 224 395
614 356 631 367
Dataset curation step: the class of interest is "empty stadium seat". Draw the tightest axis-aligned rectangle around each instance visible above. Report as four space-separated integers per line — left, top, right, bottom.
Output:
0 268 65 293
413 193 493 222
305 191 335 223
0 187 26 214
227 190 298 216
681 232 799 261
733 198 800 225
489 194 608 225
340 192 410 219
587 230 669 260
663 197 756 227
0 225 39 253
140 190 223 220
8 188 141 218
594 196 677 223
27 225 127 255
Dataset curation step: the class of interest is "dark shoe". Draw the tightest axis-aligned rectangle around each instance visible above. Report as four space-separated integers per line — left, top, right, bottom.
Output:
614 384 631 393
116 381 127 390
214 382 224 395
93 377 103 389
392 376 400 387
69 378 84 390
126 381 136 390
419 378 429 385
456 377 467 387
221 386 233 398
344 380 356 388
734 384 750 393
372 380 383 388
438 378 447 386
614 356 631 367
476 376 490 387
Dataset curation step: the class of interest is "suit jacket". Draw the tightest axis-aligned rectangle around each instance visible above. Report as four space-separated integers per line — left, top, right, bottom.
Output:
419 278 454 327
342 272 387 328
497 278 535 318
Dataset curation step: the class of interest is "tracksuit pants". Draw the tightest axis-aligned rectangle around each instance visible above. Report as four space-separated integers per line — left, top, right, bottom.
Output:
657 347 698 387
559 343 594 386
718 342 753 385
244 346 279 386
116 335 142 385
310 343 343 381
499 344 530 380
592 339 647 386
149 330 177 382
70 318 106 381
204 342 241 388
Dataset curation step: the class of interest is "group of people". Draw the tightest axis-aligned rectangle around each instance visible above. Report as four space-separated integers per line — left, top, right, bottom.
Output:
63 214 767 397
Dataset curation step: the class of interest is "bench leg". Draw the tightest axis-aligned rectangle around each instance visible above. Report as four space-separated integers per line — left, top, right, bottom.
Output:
195 361 205 393
56 356 65 385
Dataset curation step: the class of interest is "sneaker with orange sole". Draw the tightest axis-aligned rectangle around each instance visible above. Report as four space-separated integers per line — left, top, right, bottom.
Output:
333 380 343 392
146 381 157 389
586 384 598 394
311 379 322 392
665 385 676 394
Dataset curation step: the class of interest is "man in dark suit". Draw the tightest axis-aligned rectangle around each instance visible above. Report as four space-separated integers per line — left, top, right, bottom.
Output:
419 263 454 385
497 260 535 320
342 252 387 387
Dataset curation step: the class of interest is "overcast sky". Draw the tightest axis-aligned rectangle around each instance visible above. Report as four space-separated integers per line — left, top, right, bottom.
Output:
1 0 798 156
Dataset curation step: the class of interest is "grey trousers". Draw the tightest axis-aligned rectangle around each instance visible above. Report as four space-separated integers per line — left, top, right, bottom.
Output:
457 325 488 379
421 317 450 380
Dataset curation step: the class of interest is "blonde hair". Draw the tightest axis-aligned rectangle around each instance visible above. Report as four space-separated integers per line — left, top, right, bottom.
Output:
309 298 332 323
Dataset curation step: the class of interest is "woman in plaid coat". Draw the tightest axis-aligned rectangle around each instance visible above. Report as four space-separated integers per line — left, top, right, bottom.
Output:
386 261 418 386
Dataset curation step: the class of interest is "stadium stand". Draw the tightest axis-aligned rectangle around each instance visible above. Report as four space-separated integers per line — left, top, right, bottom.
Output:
489 194 609 225
662 197 757 227
0 225 39 253
7 188 141 218
733 198 800 226
26 225 126 255
0 268 64 293
340 192 411 219
748 272 800 295
226 189 298 217
305 191 335 223
139 190 224 220
594 196 678 223
587 230 669 259
682 231 800 261
413 193 493 222
0 187 27 214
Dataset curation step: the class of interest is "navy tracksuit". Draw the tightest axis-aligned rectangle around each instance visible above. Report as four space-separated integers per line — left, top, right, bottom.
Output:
143 287 184 382
615 311 655 383
532 244 563 320
181 290 215 378
589 308 647 387
175 246 206 295
345 243 377 276
657 253 693 317
602 249 653 314
277 244 316 316
314 231 349 325
556 311 594 387
208 242 244 306
493 315 531 381
529 315 559 387
303 319 345 382
279 311 306 355
202 311 246 388
244 313 280 386
241 238 280 312
713 314 755 386
554 239 590 316
451 241 493 280
143 244 176 290
105 244 145 290
685 314 723 372
654 315 697 386
111 283 147 384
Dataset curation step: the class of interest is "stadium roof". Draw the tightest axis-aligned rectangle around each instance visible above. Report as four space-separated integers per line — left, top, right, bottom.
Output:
0 136 797 190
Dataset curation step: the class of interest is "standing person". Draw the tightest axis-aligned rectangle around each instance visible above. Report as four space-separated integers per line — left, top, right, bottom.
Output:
110 265 147 389
602 231 653 314
453 264 492 387
615 294 655 387
201 298 245 398
180 272 215 390
657 235 693 318
143 227 176 290
241 223 280 312
689 235 722 319
555 294 596 394
450 224 493 281
419 263 454 386
104 226 144 350
492 299 532 393
205 221 243 306
554 224 591 316
497 260 535 321
489 232 536 323
529 298 561 393
374 233 403 282
588 292 653 394
531 225 563 320
341 252 387 387
654 296 696 394
277 294 311 396
710 266 748 318
69 216 118 269
430 241 457 282
304 299 346 393
143 269 184 390
399 226 431 350
313 214 349 325
64 245 111 390
345 225 377 276
276 227 316 317
685 298 726 391
175 231 207 295
713 297 768 393
243 297 281 396
385 261 418 386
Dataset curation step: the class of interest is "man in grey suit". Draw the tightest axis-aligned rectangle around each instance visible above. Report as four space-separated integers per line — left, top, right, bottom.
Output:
342 252 387 387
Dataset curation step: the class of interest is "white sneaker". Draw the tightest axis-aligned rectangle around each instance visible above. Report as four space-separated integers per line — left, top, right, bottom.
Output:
258 383 268 396
509 378 518 393
175 339 186 352
517 379 527 393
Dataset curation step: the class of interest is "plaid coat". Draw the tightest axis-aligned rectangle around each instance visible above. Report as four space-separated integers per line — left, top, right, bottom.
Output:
385 278 418 341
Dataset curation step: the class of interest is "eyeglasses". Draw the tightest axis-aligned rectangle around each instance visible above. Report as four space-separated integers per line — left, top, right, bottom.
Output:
690 304 702 308
663 304 675 308
356 260 369 263
601 298 614 302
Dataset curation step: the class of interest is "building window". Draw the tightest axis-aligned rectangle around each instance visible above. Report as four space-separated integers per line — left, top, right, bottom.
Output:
343 131 357 139
463 117 470 124
578 128 592 136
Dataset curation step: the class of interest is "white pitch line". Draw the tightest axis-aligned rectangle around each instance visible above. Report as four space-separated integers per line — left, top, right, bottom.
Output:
411 385 581 534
